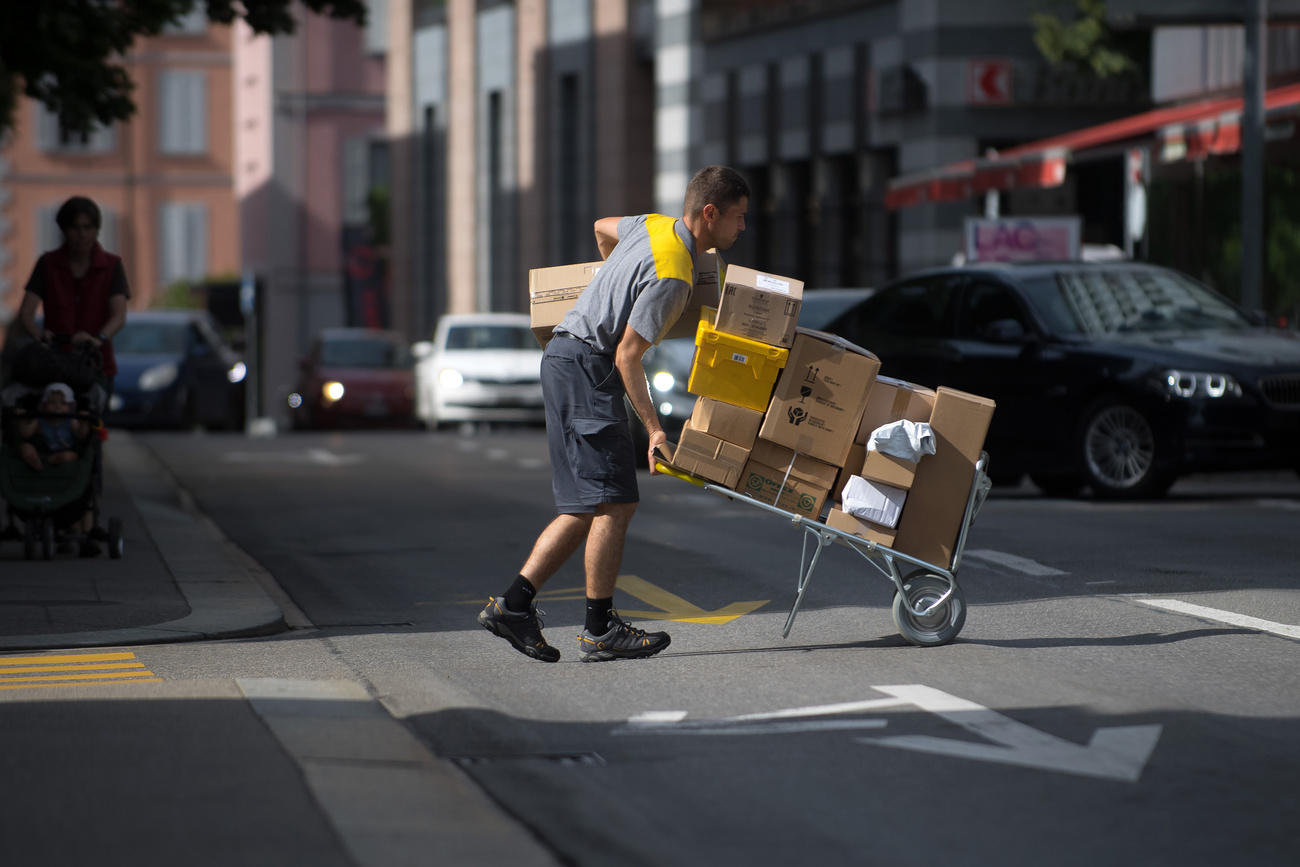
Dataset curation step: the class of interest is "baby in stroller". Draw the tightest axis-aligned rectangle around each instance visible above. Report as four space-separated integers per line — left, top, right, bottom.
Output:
1 340 116 559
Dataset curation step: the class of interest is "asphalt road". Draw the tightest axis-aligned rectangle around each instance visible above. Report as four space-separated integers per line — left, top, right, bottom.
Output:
118 427 1299 867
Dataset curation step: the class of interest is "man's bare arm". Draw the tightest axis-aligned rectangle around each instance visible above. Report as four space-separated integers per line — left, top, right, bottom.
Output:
594 217 622 260
613 325 668 473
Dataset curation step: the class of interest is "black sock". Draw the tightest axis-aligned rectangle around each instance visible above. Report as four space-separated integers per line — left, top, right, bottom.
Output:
504 575 537 612
585 596 614 634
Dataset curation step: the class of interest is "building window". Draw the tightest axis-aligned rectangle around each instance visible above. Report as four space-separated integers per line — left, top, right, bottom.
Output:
159 202 209 286
158 71 208 155
35 104 116 154
163 7 207 35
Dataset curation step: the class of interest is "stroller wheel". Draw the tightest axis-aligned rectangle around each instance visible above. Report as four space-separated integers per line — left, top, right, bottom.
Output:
41 521 54 560
107 517 124 559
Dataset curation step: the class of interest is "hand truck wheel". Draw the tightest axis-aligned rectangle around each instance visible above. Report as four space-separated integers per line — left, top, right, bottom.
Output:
892 570 966 647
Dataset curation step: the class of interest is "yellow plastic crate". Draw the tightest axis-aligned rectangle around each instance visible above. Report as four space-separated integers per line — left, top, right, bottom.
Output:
687 317 789 412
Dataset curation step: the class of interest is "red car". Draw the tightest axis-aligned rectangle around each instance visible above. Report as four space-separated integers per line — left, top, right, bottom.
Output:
289 328 415 429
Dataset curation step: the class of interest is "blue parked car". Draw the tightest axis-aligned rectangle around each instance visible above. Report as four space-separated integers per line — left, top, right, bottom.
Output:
107 309 247 429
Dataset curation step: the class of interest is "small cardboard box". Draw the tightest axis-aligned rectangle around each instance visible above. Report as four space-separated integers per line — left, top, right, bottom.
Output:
671 427 750 487
713 265 804 348
826 507 898 547
687 396 763 448
856 375 937 444
860 448 917 489
663 249 724 341
759 328 880 467
891 387 996 567
529 261 602 347
738 438 839 520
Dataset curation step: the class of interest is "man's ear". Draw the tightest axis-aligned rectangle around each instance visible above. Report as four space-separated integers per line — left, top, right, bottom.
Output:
700 202 718 222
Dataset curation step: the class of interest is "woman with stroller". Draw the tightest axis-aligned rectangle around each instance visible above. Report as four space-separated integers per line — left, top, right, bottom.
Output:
17 195 130 398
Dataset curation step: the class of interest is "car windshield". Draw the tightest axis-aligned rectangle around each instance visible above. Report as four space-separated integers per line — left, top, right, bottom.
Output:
321 338 408 368
1021 268 1252 336
799 291 874 330
444 324 535 351
113 321 188 354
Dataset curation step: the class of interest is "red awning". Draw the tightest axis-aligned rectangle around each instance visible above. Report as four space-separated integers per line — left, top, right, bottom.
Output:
885 81 1300 210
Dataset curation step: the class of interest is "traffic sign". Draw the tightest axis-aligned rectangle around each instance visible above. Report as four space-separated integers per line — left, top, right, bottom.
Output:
968 59 1012 105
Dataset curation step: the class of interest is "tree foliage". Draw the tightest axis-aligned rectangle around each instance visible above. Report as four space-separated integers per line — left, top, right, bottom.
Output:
1032 0 1137 79
0 0 367 142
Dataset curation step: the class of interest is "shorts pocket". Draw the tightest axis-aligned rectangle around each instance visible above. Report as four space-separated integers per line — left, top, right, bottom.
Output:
569 416 626 480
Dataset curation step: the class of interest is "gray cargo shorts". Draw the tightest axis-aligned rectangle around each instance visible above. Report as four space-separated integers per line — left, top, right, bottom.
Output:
542 335 639 514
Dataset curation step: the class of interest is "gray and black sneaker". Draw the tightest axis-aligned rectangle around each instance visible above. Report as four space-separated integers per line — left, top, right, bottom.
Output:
478 597 560 663
577 611 671 662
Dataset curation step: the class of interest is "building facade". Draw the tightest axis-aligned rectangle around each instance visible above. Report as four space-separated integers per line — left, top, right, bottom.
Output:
0 10 240 328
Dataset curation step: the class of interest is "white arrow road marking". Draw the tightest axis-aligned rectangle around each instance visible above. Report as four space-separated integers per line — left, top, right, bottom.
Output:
962 549 1067 576
859 685 1161 783
223 449 366 466
1132 598 1300 640
619 686 1162 782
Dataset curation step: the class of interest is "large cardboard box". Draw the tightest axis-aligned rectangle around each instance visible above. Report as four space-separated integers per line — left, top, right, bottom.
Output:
738 438 839 520
670 427 750 487
826 507 898 547
529 261 602 347
856 375 937 444
662 249 724 341
713 265 804 348
890 387 996 567
687 396 763 448
759 328 880 467
529 249 723 348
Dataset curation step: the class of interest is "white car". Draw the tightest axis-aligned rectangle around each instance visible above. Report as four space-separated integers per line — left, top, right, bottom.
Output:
413 313 545 428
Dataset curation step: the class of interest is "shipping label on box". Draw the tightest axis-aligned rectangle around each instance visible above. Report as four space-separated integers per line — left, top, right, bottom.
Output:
826 507 898 547
687 396 763 448
671 427 750 487
759 328 880 467
856 375 937 444
663 249 725 341
891 387 996 567
713 265 804 348
529 261 602 347
739 439 839 519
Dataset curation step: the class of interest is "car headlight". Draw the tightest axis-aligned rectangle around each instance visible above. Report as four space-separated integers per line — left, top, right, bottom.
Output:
438 368 464 389
1162 369 1243 399
651 370 676 393
138 361 178 391
321 381 345 404
227 361 247 383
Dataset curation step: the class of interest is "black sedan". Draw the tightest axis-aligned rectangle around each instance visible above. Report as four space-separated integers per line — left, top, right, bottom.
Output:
107 310 246 429
815 262 1300 498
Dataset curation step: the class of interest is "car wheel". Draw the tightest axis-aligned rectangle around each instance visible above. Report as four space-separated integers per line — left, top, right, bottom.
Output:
1078 399 1173 499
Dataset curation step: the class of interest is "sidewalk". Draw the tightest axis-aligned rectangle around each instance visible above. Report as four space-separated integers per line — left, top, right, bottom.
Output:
0 430 287 651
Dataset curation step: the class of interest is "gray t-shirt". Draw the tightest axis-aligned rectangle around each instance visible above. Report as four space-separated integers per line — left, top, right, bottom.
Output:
556 214 696 353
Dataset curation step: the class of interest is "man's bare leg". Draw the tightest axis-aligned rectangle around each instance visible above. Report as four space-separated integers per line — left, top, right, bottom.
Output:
584 502 637 598
520 512 593 589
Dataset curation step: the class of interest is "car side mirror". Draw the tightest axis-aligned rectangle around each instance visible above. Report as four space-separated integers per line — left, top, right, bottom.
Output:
411 340 434 360
982 318 1028 343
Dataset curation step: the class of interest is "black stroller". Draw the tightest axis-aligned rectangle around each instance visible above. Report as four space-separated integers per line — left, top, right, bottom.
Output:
0 337 124 560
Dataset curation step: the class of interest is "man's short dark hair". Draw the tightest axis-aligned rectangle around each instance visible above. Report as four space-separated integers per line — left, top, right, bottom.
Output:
55 196 101 231
684 166 750 217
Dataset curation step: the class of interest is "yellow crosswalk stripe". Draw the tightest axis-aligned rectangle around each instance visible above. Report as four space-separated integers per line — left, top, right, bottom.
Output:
0 651 159 692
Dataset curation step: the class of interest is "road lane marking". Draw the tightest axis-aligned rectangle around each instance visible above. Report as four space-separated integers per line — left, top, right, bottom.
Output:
0 651 159 691
1132 598 1300 640
615 574 768 625
963 549 1068 576
619 685 1161 782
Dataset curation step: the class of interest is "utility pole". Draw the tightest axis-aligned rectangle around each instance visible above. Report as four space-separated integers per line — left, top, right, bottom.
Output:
1240 0 1266 312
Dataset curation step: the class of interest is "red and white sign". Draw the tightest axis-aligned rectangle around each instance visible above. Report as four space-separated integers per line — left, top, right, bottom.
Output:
968 59 1012 105
964 217 1081 263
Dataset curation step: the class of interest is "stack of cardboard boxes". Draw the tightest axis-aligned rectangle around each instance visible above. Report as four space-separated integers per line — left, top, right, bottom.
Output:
527 251 996 573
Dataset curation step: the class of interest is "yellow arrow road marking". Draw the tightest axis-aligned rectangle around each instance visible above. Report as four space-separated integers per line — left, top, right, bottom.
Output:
614 574 767 625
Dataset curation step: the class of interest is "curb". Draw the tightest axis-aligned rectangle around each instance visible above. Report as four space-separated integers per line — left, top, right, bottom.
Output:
0 431 288 650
